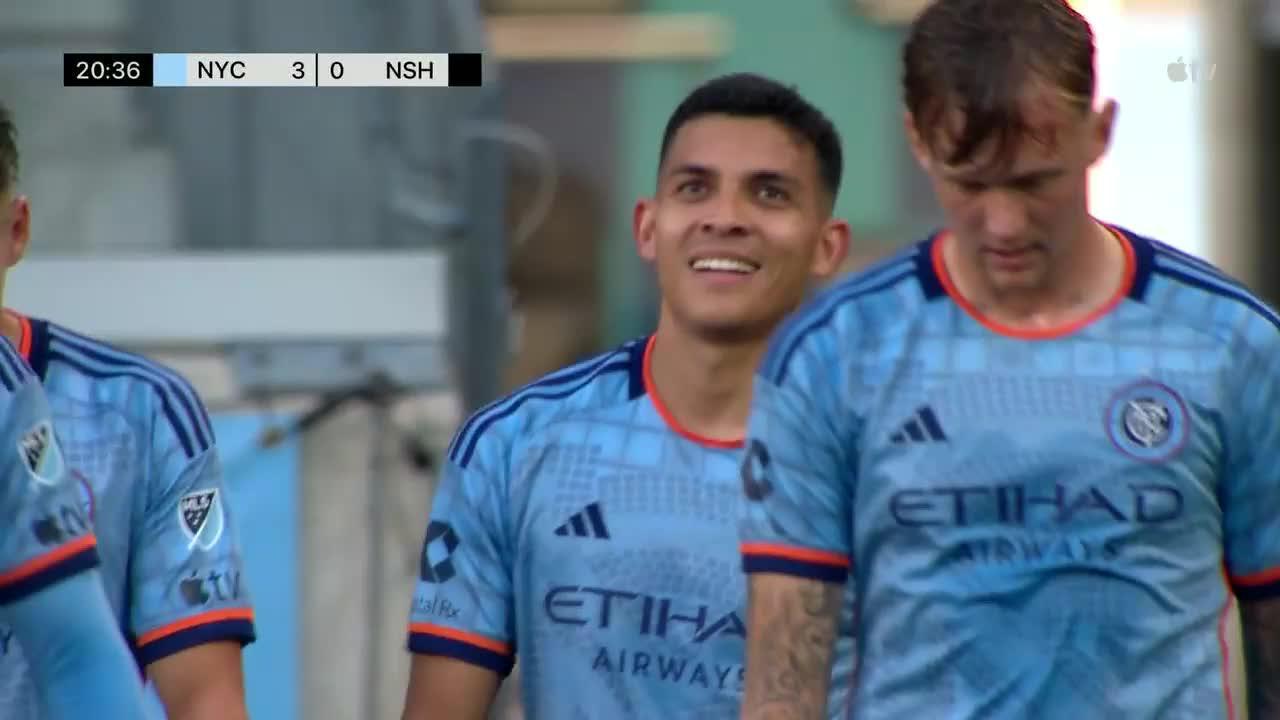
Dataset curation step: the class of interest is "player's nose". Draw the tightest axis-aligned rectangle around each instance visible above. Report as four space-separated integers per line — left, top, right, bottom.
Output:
981 190 1029 240
698 193 750 237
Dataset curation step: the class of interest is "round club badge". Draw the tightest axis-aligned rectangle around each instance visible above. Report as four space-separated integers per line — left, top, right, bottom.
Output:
1104 380 1189 462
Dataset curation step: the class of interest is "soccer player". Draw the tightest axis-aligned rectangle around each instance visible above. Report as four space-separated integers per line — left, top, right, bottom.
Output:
0 336 150 718
400 72 852 719
738 1 1280 719
0 103 256 719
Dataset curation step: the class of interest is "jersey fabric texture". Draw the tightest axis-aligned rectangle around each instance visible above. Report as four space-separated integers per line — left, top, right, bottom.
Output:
406 336 856 719
0 336 149 718
0 315 255 718
740 225 1279 720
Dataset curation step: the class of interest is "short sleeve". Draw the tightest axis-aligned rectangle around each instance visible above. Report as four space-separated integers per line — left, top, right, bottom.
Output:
739 323 855 585
129 400 255 666
406 443 515 676
1223 325 1280 600
0 365 98 603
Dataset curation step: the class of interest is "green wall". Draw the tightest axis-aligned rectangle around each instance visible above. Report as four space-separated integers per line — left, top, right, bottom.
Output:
599 1 910 346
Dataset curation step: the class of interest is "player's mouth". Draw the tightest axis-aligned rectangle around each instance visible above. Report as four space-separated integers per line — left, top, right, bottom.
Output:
689 255 761 274
983 246 1040 272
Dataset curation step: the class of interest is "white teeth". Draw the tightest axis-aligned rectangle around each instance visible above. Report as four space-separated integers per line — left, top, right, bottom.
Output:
691 257 758 273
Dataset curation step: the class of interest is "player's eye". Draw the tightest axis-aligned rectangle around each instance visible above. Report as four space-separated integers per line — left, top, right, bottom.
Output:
756 185 789 202
675 180 707 198
1011 177 1045 193
956 180 986 194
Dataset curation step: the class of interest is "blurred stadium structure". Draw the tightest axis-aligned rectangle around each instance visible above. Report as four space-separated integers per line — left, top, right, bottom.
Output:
0 0 1276 718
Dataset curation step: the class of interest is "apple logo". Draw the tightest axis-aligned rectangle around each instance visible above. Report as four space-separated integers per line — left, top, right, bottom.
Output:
1167 57 1187 83
179 572 210 607
31 515 64 546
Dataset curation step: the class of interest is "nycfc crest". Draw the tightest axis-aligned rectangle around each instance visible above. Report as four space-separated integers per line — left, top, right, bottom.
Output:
179 489 225 551
1105 380 1189 462
18 420 66 486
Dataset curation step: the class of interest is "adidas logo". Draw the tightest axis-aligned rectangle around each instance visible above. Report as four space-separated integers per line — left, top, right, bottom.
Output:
889 406 948 444
554 502 610 539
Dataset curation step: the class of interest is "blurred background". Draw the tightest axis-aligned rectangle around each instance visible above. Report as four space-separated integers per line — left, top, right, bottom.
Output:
0 0 1275 718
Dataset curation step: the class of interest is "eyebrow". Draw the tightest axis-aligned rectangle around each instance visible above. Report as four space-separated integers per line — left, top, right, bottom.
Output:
665 164 801 186
944 167 1066 185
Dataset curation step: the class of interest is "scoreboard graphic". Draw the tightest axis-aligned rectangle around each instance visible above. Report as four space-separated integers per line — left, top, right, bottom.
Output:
63 52 483 87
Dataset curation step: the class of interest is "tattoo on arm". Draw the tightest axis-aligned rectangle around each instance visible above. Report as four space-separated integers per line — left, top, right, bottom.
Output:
1242 596 1280 720
742 579 842 720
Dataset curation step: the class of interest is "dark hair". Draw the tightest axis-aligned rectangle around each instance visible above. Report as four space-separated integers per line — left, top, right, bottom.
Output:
658 72 843 200
903 0 1096 169
0 103 16 193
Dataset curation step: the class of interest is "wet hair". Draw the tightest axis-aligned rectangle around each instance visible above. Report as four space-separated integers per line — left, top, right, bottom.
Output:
658 72 843 199
902 0 1096 169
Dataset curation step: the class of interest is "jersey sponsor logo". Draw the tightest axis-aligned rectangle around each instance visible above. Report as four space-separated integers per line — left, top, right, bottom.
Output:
178 566 243 607
740 439 773 501
889 482 1184 528
31 502 90 546
889 482 1185 567
544 585 745 644
545 584 748 694
179 489 225 551
413 595 462 620
18 420 66 486
420 520 459 584
590 647 745 693
1105 380 1189 462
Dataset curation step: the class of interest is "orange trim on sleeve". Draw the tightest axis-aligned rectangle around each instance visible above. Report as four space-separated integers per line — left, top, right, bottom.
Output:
0 534 96 588
1230 565 1280 588
408 622 512 656
135 607 255 648
740 542 850 568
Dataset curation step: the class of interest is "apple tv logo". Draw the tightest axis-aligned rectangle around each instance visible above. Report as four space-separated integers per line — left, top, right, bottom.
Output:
1167 56 1217 83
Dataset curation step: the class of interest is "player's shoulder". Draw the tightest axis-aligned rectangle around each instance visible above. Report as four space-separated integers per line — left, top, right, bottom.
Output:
759 239 928 384
0 335 38 396
39 318 215 457
1128 227 1280 354
445 337 645 470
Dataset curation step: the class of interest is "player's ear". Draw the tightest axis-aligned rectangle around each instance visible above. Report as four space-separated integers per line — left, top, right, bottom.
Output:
811 217 851 279
634 197 658 263
2 194 30 267
903 110 932 172
1087 99 1118 166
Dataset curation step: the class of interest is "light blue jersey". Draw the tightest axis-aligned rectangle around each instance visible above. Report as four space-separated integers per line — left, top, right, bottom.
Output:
407 336 856 719
741 226 1279 720
0 315 255 717
0 335 149 719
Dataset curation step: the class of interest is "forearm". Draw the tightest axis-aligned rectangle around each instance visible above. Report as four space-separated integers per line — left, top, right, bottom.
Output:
742 575 842 720
149 641 249 720
1242 596 1280 720
4 573 147 719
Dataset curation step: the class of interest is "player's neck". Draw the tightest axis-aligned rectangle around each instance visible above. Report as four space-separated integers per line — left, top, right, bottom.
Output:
646 321 763 444
948 218 1124 328
0 306 20 349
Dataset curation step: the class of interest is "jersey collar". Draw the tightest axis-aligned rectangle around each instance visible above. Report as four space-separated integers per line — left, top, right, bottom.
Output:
5 310 51 379
915 223 1156 339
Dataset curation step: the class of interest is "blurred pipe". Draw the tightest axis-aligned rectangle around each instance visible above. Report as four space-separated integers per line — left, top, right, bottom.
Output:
466 120 560 251
1202 0 1259 283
